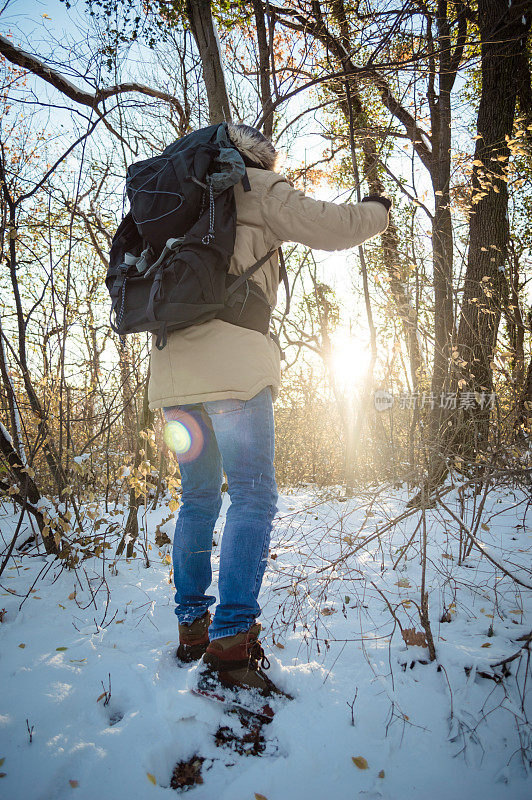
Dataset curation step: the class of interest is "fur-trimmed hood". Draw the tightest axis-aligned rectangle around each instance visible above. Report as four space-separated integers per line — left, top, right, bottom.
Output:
227 123 279 172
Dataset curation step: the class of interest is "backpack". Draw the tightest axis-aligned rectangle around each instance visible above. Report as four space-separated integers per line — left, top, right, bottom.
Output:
106 122 289 350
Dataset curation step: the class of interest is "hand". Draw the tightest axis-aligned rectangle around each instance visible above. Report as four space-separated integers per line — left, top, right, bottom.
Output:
361 194 392 212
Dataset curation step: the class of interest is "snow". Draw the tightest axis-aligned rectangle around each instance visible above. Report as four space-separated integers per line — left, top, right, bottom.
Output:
0 420 12 446
72 455 90 465
0 486 531 799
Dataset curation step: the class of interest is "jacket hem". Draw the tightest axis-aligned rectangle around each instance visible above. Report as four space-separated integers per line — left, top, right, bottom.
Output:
149 377 279 411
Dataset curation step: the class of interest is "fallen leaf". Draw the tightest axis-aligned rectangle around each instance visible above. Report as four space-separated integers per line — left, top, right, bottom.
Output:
352 756 369 769
147 773 157 785
18 643 25 649
0 758 4 767
402 628 428 647
56 647 68 651
97 693 107 703
68 591 76 600
378 770 385 778
481 643 492 648
321 607 336 616
254 794 268 800
395 578 411 588
274 643 285 649
69 779 79 788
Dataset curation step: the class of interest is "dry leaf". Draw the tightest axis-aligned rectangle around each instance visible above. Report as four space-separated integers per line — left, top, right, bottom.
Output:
378 770 385 778
352 756 369 770
255 794 268 800
69 780 79 788
321 607 336 616
68 591 76 600
0 758 4 767
395 578 411 588
481 643 492 648
97 692 107 703
147 773 157 785
18 643 25 649
275 643 285 649
56 647 68 652
402 628 428 648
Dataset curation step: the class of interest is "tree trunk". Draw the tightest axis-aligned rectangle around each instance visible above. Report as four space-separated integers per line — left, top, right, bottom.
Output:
452 0 528 453
0 426 58 554
252 0 274 137
0 311 26 464
186 0 232 124
116 369 155 558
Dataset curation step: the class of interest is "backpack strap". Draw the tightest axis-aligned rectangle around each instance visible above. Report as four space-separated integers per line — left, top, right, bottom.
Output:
225 248 291 315
241 170 251 192
278 248 290 315
224 249 277 301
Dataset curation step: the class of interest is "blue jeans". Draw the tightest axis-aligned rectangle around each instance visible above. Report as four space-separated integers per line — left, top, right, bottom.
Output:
163 386 278 641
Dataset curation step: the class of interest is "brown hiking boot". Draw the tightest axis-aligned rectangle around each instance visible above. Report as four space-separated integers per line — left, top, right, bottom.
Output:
176 611 211 664
202 622 292 699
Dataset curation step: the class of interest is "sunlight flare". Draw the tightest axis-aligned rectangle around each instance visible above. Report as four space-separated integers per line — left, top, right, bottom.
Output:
331 333 372 391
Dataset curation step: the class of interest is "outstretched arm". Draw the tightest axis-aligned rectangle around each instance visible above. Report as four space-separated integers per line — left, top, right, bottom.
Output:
261 175 389 251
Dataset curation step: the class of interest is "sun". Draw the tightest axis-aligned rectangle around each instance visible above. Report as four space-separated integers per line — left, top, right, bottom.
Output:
330 333 372 391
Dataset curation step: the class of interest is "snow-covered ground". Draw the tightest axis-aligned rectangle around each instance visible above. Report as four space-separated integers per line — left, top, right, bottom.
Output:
0 485 531 800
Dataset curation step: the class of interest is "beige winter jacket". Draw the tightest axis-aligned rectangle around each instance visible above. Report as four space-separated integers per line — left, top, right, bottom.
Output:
148 168 389 410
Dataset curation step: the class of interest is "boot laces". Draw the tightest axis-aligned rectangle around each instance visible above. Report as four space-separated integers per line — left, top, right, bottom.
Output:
248 640 271 671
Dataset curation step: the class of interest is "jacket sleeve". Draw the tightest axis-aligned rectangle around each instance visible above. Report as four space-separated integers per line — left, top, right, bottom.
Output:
260 174 389 251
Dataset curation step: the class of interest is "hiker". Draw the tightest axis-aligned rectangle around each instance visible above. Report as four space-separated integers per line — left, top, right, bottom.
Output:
147 123 391 696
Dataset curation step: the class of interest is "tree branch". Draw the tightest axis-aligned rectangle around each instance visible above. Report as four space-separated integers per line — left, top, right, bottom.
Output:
0 34 186 126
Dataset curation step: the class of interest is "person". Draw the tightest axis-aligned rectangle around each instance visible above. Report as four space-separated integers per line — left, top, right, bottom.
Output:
148 123 390 697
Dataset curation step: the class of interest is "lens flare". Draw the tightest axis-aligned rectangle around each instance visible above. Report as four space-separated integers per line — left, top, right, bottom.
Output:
163 412 204 462
164 421 192 454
